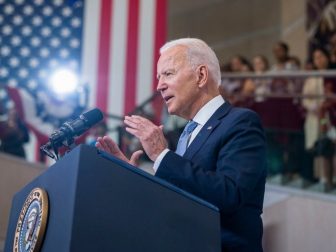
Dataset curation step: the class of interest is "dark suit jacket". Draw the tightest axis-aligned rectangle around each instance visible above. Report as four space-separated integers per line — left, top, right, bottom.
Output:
156 102 267 252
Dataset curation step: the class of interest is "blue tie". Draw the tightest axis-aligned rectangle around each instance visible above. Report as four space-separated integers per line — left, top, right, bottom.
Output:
175 120 198 156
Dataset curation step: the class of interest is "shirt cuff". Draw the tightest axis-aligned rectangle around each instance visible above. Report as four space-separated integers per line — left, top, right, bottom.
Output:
153 148 170 173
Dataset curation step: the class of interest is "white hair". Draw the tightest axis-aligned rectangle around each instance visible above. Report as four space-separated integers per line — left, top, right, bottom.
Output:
160 38 221 85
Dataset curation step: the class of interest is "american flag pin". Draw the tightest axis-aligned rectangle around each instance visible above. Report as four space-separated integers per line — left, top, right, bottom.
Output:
207 126 212 130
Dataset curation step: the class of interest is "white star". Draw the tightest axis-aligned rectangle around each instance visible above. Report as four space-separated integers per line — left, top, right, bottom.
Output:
15 0 24 4
18 68 29 78
0 0 5 4
38 70 47 79
53 0 63 6
69 60 78 69
0 46 11 56
60 27 70 37
22 26 32 36
34 0 44 5
23 5 34 16
50 37 60 47
51 16 62 27
12 15 23 25
49 59 58 67
9 57 20 67
0 89 7 99
70 38 80 48
2 25 13 36
0 67 9 77
71 17 81 28
6 100 15 109
31 37 41 47
32 16 43 26
41 26 51 37
11 36 22 46
62 7 72 17
60 49 69 58
20 47 31 57
27 79 38 90
4 4 14 15
40 48 50 57
29 58 39 68
42 6 53 16
8 79 18 88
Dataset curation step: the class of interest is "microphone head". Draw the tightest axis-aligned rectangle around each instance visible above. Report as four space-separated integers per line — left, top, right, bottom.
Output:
82 108 104 127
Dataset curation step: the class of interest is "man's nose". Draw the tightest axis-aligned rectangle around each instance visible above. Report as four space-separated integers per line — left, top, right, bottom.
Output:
157 78 166 92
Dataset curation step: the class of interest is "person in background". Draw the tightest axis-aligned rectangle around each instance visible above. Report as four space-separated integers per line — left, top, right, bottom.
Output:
302 47 336 191
268 42 305 182
0 107 30 158
242 55 271 102
288 55 302 70
271 41 293 71
327 32 336 67
96 38 267 252
229 55 252 73
225 55 253 106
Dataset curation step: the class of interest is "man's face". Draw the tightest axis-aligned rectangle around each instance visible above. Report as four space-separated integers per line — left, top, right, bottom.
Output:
313 50 329 70
273 44 287 61
156 46 200 119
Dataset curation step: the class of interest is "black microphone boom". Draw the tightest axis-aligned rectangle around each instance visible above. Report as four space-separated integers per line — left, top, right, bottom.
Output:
40 108 104 160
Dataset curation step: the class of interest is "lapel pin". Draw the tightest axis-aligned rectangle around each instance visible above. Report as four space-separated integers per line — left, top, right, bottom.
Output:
207 126 212 130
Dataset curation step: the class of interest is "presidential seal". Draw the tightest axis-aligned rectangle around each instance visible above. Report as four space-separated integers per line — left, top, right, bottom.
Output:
13 188 49 252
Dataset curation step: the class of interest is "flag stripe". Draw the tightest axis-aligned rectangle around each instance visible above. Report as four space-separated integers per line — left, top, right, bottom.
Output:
152 0 167 121
108 0 129 127
96 0 113 113
124 0 140 114
82 0 101 109
136 0 156 106
153 0 167 90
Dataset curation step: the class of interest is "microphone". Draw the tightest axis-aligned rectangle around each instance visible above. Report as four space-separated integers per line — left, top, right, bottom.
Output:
44 108 104 150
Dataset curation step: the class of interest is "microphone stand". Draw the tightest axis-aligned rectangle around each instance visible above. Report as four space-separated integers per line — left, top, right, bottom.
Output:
40 131 77 161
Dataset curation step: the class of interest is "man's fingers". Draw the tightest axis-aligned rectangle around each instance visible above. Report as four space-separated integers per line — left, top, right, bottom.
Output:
124 116 138 128
130 150 144 166
96 137 109 151
96 135 145 166
124 115 155 130
102 136 130 162
125 127 140 138
103 136 121 154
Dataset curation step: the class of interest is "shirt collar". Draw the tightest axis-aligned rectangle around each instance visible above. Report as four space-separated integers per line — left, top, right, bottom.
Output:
192 95 225 126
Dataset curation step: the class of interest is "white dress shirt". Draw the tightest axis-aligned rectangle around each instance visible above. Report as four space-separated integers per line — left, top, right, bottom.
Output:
153 95 225 173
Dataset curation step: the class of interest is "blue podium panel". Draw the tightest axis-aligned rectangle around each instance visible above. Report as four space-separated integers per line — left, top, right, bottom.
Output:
5 145 221 252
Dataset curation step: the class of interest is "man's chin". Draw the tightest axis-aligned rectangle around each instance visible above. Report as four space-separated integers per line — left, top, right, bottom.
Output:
167 105 177 115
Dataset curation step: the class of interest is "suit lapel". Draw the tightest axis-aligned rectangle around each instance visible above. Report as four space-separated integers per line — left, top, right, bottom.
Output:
183 102 232 159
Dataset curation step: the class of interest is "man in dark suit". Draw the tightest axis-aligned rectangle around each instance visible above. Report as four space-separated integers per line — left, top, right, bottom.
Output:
96 38 266 252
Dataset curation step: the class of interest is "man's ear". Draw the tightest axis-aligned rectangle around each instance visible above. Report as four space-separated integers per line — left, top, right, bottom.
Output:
196 65 208 88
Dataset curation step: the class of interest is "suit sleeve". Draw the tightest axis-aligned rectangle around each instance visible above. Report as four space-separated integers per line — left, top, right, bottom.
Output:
155 110 266 214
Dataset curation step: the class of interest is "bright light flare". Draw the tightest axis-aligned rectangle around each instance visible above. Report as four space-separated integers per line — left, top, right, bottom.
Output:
48 69 79 96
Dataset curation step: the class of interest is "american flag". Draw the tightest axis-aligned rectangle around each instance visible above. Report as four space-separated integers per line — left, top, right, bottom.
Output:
0 0 83 113
0 0 167 162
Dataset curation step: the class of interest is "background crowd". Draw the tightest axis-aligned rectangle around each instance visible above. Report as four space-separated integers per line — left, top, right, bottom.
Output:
218 34 336 192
